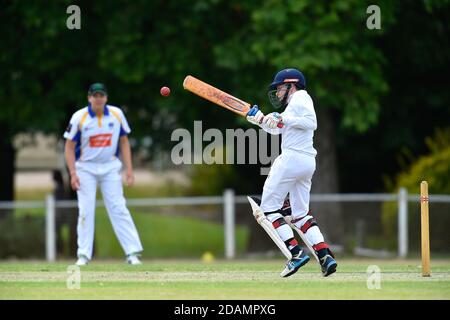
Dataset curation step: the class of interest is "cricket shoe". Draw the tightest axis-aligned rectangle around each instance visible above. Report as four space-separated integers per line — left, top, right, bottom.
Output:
320 254 337 277
126 254 142 265
76 255 89 266
280 251 310 278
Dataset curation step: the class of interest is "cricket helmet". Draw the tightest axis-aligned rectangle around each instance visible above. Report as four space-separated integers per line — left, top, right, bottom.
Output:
268 68 306 91
268 68 306 108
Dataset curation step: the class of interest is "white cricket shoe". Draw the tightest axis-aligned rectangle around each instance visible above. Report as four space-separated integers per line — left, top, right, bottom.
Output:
127 254 142 265
76 256 89 266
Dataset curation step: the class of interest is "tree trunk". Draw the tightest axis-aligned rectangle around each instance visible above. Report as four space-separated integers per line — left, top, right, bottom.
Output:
311 108 344 246
0 124 15 218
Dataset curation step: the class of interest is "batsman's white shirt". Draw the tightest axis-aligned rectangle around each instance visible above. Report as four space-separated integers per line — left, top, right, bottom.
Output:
64 104 142 260
260 90 317 219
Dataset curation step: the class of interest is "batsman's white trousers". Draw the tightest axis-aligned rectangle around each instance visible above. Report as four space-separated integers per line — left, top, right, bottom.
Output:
75 158 143 259
260 150 315 219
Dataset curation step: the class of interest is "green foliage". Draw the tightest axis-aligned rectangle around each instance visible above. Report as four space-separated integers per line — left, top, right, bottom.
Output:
214 0 394 132
0 215 45 258
381 128 450 252
390 128 450 194
2 0 450 197
189 163 237 196
186 146 241 196
423 0 450 12
336 0 450 192
0 0 257 159
396 149 450 195
0 0 395 141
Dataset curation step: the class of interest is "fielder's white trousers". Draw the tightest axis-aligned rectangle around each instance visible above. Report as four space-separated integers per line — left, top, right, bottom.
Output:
75 159 143 260
260 150 315 219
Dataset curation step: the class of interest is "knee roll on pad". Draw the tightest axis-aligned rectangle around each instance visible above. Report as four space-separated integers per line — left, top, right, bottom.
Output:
300 216 318 233
272 217 287 229
291 213 318 233
250 195 292 217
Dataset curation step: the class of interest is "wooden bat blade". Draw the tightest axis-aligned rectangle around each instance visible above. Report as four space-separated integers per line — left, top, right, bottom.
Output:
183 75 251 116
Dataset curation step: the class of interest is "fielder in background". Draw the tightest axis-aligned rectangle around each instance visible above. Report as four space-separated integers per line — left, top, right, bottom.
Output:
247 68 337 277
64 83 143 266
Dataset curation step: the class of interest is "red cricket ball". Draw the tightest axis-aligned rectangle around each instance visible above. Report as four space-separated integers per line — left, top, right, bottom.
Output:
160 86 170 97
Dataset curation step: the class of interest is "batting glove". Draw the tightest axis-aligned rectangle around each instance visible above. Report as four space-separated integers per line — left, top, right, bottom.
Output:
246 105 265 126
263 112 283 129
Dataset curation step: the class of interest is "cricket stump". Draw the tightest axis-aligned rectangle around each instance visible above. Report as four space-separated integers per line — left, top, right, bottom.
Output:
420 181 431 277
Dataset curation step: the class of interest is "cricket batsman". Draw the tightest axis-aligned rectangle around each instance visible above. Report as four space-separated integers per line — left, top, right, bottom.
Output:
246 68 337 277
64 83 143 266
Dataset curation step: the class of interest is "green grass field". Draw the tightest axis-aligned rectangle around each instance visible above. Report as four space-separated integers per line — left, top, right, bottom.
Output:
1 259 449 299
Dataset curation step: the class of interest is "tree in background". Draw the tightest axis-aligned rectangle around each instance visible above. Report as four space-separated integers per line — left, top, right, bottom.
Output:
0 0 247 202
0 1 106 203
213 0 394 244
337 0 450 192
1 0 449 200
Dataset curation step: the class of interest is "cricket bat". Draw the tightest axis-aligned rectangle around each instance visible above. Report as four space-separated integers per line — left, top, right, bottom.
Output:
183 75 283 128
